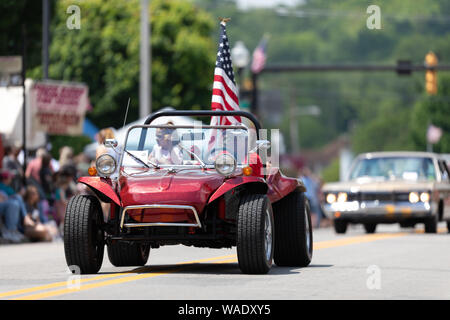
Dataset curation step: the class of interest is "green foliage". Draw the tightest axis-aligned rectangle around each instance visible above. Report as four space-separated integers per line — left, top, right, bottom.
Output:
411 75 450 153
321 157 340 183
49 135 92 159
0 0 51 74
40 0 216 129
195 0 450 156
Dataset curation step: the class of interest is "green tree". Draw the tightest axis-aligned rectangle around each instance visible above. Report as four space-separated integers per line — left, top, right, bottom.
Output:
0 0 50 74
37 0 216 129
411 75 450 153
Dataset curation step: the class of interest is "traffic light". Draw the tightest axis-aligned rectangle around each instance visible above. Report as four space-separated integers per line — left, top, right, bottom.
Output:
425 51 438 95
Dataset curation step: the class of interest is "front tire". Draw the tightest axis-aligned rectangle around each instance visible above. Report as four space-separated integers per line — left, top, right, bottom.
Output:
64 195 105 274
424 215 438 233
333 220 348 234
273 191 313 267
364 223 377 234
237 194 274 274
107 242 150 267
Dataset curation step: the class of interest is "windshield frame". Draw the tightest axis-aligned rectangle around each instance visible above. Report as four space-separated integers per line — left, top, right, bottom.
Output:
119 124 251 171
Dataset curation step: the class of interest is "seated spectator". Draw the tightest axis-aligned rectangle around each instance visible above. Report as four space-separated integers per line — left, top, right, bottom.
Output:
53 169 77 228
23 185 58 242
0 190 25 243
2 145 24 192
0 170 27 220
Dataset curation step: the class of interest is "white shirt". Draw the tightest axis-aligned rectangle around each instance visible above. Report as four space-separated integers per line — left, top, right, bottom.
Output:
149 144 183 165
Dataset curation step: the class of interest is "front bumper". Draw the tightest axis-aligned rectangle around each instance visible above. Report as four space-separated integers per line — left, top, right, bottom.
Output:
323 201 436 223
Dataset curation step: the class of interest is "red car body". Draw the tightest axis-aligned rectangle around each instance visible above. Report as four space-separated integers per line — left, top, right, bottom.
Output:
79 168 299 224
64 110 311 275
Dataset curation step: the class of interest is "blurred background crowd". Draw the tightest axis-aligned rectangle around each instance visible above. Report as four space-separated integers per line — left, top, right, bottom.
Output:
0 129 115 244
0 127 329 244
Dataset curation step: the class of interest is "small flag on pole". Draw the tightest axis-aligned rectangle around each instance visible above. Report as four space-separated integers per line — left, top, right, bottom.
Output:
427 124 442 144
251 35 268 74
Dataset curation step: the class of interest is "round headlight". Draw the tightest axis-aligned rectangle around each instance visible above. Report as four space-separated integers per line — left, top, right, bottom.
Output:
214 153 236 176
420 192 430 203
95 154 117 177
326 193 337 204
409 192 419 204
337 192 348 202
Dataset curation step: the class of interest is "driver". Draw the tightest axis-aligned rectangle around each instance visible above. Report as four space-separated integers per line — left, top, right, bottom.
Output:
148 122 183 165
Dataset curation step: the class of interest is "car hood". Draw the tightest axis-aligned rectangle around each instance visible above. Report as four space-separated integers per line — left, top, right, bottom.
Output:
119 168 225 213
323 179 435 193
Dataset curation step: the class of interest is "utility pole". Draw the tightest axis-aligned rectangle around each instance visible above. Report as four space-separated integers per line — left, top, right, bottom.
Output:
140 0 151 119
42 0 50 80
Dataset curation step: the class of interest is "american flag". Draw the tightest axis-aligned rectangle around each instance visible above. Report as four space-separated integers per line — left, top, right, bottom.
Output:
210 20 241 127
427 124 442 144
251 36 268 74
209 20 241 150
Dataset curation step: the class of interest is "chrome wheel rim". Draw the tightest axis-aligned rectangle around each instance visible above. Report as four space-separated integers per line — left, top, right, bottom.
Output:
264 208 273 262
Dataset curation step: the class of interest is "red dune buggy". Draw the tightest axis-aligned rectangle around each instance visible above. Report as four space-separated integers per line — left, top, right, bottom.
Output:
64 110 312 274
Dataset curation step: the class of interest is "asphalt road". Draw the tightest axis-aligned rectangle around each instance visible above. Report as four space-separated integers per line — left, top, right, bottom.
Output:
0 223 449 300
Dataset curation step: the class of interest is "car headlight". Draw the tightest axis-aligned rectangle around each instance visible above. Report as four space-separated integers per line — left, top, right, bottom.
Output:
95 154 117 177
337 192 348 202
214 153 236 176
420 192 430 203
409 192 419 203
326 193 337 204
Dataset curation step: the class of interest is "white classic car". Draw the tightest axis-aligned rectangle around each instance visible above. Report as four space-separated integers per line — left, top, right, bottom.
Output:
322 152 450 234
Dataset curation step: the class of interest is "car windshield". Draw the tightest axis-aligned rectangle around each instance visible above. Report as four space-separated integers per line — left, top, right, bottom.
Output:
349 156 436 181
121 125 252 168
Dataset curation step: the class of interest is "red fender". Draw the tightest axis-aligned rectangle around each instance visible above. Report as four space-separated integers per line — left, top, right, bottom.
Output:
208 176 268 204
78 176 122 206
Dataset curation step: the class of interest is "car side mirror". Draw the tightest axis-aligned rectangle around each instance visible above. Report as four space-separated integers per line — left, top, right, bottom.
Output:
104 139 118 148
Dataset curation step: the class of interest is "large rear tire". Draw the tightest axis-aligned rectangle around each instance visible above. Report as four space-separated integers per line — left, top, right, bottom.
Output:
273 191 313 267
237 194 274 274
107 242 150 267
64 195 105 274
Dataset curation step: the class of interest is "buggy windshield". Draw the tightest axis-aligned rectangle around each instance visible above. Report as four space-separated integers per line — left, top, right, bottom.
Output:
121 125 253 168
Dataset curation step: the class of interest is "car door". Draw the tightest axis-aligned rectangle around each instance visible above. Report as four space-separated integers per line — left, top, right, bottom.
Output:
437 159 450 221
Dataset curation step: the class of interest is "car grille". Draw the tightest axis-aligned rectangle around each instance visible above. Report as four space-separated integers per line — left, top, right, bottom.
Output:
347 192 410 202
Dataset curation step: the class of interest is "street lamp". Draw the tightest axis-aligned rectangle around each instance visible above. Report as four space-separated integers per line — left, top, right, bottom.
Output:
231 41 250 92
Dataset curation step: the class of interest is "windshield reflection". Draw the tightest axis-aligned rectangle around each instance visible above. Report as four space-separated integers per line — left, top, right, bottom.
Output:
349 157 436 181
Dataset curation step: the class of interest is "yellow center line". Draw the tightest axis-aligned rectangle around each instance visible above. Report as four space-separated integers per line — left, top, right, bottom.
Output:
6 232 411 300
0 254 236 300
313 232 407 250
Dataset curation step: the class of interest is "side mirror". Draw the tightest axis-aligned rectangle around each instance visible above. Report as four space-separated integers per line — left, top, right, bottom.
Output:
104 139 118 148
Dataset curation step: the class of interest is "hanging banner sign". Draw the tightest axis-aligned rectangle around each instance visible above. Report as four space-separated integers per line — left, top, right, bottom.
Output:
29 81 90 135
